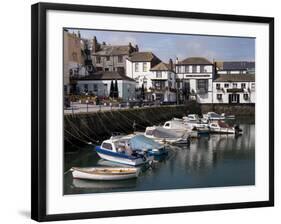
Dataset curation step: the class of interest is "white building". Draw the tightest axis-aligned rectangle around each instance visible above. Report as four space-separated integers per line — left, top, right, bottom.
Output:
76 71 136 100
150 61 177 102
213 74 255 104
125 52 161 89
175 57 214 103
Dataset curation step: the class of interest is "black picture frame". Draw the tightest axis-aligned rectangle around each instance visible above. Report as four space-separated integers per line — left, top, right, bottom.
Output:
31 2 274 222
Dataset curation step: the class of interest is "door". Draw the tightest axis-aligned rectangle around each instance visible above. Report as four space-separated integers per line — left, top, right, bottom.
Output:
229 94 240 104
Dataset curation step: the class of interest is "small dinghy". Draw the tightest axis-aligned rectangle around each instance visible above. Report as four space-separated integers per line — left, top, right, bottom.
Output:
71 167 140 181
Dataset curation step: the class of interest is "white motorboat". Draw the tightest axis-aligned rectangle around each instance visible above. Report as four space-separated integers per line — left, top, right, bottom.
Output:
203 112 236 122
183 114 201 123
95 138 153 166
71 167 140 180
172 116 209 135
208 121 242 134
163 120 198 138
203 112 225 121
144 126 188 144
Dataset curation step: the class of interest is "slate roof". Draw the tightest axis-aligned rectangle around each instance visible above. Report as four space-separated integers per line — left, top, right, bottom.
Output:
129 52 159 62
78 71 135 82
93 45 132 56
217 61 255 70
178 57 212 65
214 74 255 82
150 62 174 71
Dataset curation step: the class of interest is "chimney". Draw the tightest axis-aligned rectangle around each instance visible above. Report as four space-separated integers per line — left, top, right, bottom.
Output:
175 57 179 64
102 41 106 45
135 44 139 52
169 58 173 70
92 36 98 53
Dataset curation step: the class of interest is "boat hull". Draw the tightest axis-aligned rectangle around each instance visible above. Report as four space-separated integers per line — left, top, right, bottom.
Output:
96 146 150 166
71 168 139 180
209 128 235 134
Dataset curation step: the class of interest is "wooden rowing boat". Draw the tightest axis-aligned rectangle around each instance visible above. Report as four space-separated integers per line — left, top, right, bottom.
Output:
71 167 140 180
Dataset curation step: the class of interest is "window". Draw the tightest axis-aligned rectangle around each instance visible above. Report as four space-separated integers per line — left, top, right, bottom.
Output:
251 83 255 91
243 94 249 100
233 83 238 88
216 83 221 89
135 63 140 72
96 56 101 64
196 79 208 92
84 84 88 92
153 80 165 89
192 65 197 73
105 68 109 71
217 94 222 100
180 66 185 73
241 83 246 89
93 84 98 92
200 66 204 73
156 71 162 78
101 142 112 150
106 56 110 61
224 83 229 88
168 73 172 80
185 66 189 73
143 62 148 72
164 122 170 127
118 55 123 63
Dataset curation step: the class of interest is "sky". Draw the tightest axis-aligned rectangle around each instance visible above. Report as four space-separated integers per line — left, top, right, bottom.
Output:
68 28 255 63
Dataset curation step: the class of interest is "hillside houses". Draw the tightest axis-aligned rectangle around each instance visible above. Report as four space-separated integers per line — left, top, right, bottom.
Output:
64 30 255 104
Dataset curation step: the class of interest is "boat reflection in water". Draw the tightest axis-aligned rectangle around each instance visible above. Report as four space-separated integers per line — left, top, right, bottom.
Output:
64 124 255 194
71 178 138 192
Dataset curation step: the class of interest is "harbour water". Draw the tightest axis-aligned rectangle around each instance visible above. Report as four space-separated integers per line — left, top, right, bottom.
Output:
64 123 255 195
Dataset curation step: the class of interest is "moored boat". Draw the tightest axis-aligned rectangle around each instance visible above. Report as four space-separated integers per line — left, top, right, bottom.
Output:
144 126 188 144
163 120 199 138
71 167 140 180
208 120 242 134
96 138 153 166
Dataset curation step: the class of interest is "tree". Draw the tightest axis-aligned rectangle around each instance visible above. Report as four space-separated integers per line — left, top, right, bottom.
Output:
109 80 114 98
114 80 119 98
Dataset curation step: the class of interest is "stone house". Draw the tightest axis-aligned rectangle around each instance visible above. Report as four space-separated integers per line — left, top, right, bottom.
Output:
91 36 138 75
63 29 85 94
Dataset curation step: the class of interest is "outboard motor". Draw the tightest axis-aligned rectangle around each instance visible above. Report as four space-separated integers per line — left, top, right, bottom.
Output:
234 124 242 135
186 136 191 147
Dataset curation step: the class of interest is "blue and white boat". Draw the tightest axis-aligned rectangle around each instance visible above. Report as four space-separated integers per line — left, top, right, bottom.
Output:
95 137 153 166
